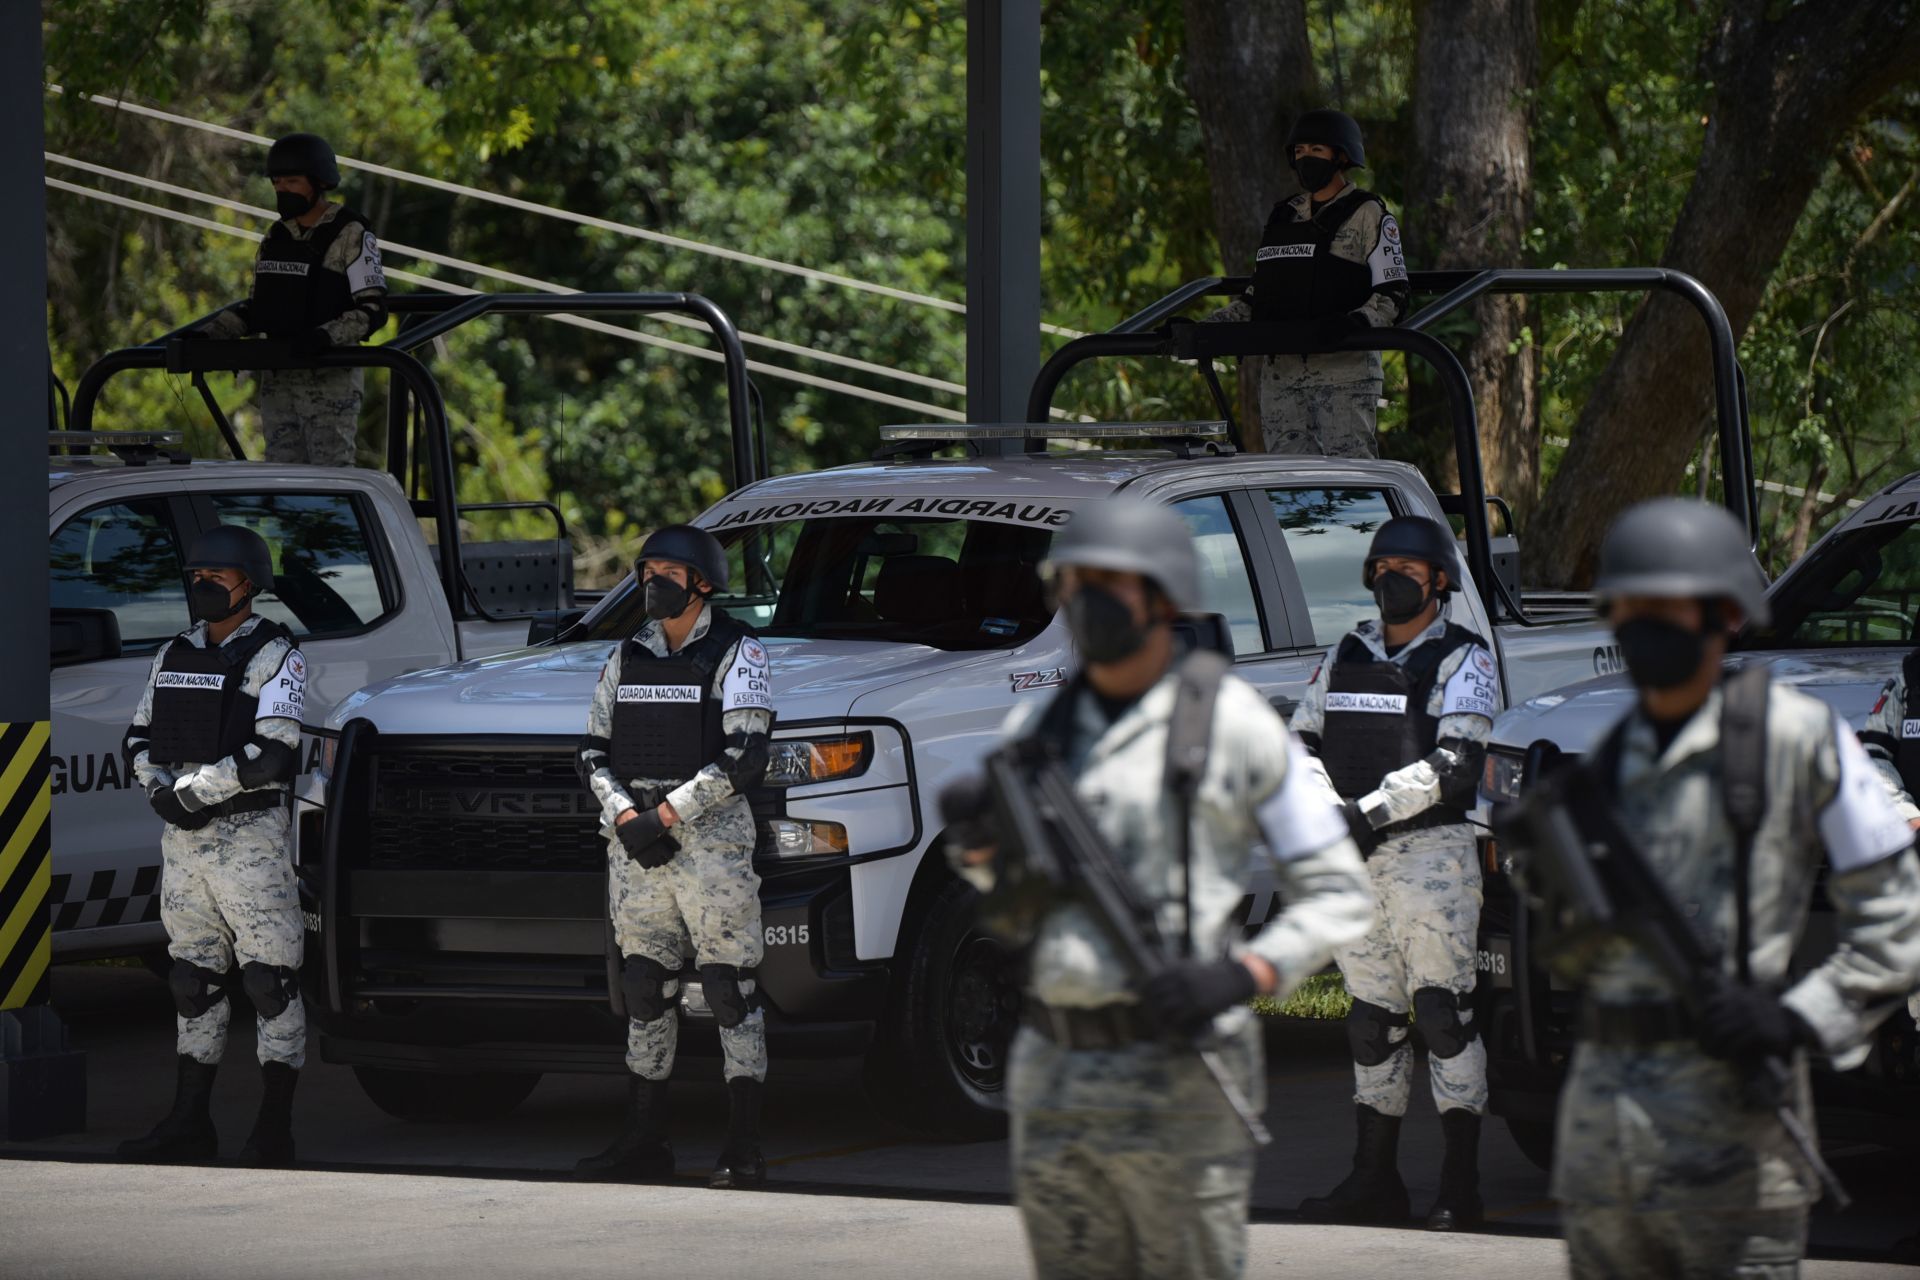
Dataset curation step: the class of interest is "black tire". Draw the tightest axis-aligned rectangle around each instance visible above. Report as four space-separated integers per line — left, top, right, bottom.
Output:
352 1066 542 1122
1504 1116 1556 1172
864 878 1019 1142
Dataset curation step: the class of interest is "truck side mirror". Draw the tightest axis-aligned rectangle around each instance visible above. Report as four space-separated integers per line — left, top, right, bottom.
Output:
527 607 587 646
52 607 123 667
1172 612 1234 659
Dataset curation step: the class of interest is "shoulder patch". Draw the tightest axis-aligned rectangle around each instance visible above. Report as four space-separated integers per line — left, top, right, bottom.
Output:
740 637 769 668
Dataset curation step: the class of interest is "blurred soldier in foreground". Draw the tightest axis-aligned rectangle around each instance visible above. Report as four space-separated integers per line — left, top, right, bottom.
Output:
1290 516 1496 1230
941 498 1373 1278
1499 499 1920 1278
120 526 308 1165
192 132 387 465
1858 647 1920 1030
574 525 775 1189
1205 109 1408 457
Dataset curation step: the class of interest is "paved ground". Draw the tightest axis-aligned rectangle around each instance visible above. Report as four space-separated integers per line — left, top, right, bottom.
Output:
3 964 1916 1277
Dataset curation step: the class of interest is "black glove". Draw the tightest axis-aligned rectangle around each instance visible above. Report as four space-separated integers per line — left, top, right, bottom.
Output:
1312 311 1366 344
1340 799 1384 857
938 775 995 852
290 327 333 357
1138 958 1259 1038
1697 979 1817 1063
149 785 212 832
617 804 679 868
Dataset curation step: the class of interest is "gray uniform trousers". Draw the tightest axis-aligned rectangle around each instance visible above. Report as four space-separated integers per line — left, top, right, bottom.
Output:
162 806 306 1068
258 367 361 466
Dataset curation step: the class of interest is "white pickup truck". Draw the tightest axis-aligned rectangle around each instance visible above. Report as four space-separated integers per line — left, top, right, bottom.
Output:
47 291 755 962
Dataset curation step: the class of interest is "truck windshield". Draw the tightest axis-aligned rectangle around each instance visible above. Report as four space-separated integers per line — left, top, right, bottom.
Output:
579 515 1058 651
1752 516 1920 648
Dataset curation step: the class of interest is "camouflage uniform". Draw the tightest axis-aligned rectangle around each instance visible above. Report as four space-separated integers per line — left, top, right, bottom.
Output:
1858 664 1920 1027
1290 613 1497 1117
989 670 1374 1278
582 604 774 1083
202 204 387 466
1206 190 1408 458
130 615 308 1067
1550 682 1920 1278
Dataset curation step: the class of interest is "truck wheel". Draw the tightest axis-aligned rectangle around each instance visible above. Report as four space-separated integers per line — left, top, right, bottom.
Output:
864 879 1019 1142
1504 1116 1556 1172
352 1066 542 1122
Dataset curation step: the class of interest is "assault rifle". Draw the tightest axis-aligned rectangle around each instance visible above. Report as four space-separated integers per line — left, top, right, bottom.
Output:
1493 740 1850 1208
983 738 1273 1146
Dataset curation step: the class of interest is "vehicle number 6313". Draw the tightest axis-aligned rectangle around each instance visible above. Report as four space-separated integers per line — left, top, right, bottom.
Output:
1476 949 1507 977
765 924 810 946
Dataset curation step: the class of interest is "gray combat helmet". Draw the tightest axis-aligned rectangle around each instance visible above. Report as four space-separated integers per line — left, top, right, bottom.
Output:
265 133 341 190
1593 498 1769 626
1044 497 1202 612
184 525 275 594
1364 515 1463 595
1286 108 1367 169
636 524 729 593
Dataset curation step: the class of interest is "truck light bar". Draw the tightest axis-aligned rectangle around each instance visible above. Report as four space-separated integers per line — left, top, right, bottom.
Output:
878 421 1229 442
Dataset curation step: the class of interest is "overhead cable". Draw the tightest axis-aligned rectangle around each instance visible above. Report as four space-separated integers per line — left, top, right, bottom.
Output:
45 175 970 421
49 86 1088 339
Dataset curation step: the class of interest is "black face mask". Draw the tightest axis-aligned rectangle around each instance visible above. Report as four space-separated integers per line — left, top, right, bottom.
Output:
274 189 317 219
189 579 248 625
1371 571 1431 626
1064 585 1148 665
643 575 696 622
1294 156 1339 192
1614 618 1707 690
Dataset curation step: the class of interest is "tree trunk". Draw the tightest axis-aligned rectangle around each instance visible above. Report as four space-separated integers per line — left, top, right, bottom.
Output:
1404 0 1539 515
1180 0 1319 448
1524 0 1920 587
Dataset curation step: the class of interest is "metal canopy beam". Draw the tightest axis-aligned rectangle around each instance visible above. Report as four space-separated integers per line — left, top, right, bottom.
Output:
965 0 1041 445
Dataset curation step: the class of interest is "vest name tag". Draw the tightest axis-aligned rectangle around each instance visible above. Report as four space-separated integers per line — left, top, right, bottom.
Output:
256 260 312 276
1326 691 1408 714
617 684 702 704
1256 244 1316 261
155 672 226 691
1903 718 1920 739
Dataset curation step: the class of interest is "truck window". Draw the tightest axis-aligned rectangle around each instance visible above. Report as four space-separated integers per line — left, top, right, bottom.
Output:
1263 487 1396 645
1168 495 1267 656
49 498 188 652
1753 516 1920 647
206 493 396 639
581 514 1058 652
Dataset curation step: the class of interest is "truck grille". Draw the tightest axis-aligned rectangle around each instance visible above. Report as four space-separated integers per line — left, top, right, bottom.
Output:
364 745 605 873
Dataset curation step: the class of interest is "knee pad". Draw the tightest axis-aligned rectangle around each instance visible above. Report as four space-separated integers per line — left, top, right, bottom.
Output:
241 961 300 1020
1413 985 1478 1059
621 955 675 1023
168 959 228 1019
1345 998 1410 1067
699 963 755 1028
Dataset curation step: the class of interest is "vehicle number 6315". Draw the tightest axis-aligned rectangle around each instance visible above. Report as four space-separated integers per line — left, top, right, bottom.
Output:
765 924 810 946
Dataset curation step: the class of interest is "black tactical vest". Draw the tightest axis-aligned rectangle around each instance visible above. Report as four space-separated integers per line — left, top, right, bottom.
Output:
1897 650 1920 796
1319 622 1482 832
147 620 295 767
250 207 369 338
1248 187 1383 322
608 610 752 786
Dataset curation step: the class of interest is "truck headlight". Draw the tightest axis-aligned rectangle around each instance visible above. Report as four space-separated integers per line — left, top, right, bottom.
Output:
763 734 871 787
761 819 850 859
1482 748 1526 805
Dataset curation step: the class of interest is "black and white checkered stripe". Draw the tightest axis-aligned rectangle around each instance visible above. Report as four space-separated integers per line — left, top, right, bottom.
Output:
49 865 162 932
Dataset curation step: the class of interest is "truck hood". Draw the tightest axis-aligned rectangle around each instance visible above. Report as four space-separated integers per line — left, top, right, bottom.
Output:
1489 647 1905 755
325 636 1000 736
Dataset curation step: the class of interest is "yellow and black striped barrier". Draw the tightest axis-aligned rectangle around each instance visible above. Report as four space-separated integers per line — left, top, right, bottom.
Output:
0 721 50 1012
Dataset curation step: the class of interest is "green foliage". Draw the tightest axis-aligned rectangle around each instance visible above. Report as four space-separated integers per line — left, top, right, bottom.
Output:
1252 970 1352 1020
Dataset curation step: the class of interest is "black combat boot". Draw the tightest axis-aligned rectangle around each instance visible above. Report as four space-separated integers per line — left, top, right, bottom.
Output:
117 1055 220 1162
707 1076 767 1190
1296 1104 1409 1224
574 1076 673 1180
238 1061 300 1167
1424 1109 1484 1231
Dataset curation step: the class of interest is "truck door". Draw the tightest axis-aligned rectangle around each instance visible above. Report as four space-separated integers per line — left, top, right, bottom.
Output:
48 495 194 951
183 489 454 755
